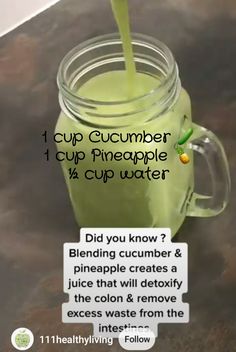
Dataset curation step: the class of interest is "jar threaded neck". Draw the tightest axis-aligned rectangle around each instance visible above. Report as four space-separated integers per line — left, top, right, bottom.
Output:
57 33 181 127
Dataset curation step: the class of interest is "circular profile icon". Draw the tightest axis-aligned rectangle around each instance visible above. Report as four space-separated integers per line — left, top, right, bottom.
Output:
11 328 34 350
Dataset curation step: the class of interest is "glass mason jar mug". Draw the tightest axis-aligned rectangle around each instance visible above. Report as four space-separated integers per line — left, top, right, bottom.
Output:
56 33 230 236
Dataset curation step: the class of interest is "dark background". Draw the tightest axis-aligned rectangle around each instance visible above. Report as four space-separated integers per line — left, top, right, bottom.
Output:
0 0 235 351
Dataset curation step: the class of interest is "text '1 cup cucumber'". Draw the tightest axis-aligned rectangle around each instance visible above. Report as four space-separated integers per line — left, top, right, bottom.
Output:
56 0 230 234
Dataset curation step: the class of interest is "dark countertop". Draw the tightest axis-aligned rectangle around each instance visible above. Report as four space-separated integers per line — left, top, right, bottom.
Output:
0 0 236 351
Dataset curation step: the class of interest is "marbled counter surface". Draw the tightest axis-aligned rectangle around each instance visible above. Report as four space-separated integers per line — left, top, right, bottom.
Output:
0 0 236 351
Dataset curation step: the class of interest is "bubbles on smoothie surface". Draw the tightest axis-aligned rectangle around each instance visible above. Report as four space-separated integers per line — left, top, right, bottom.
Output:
78 71 159 103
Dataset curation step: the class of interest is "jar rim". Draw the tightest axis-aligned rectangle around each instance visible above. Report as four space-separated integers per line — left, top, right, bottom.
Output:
57 32 177 107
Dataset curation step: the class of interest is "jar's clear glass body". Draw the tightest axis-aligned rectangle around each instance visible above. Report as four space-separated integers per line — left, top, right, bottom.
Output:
56 34 194 235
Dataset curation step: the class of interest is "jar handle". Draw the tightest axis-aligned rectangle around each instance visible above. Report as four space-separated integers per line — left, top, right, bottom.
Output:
186 123 231 217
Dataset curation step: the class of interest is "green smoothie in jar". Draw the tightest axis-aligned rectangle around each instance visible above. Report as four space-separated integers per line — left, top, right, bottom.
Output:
55 0 230 234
